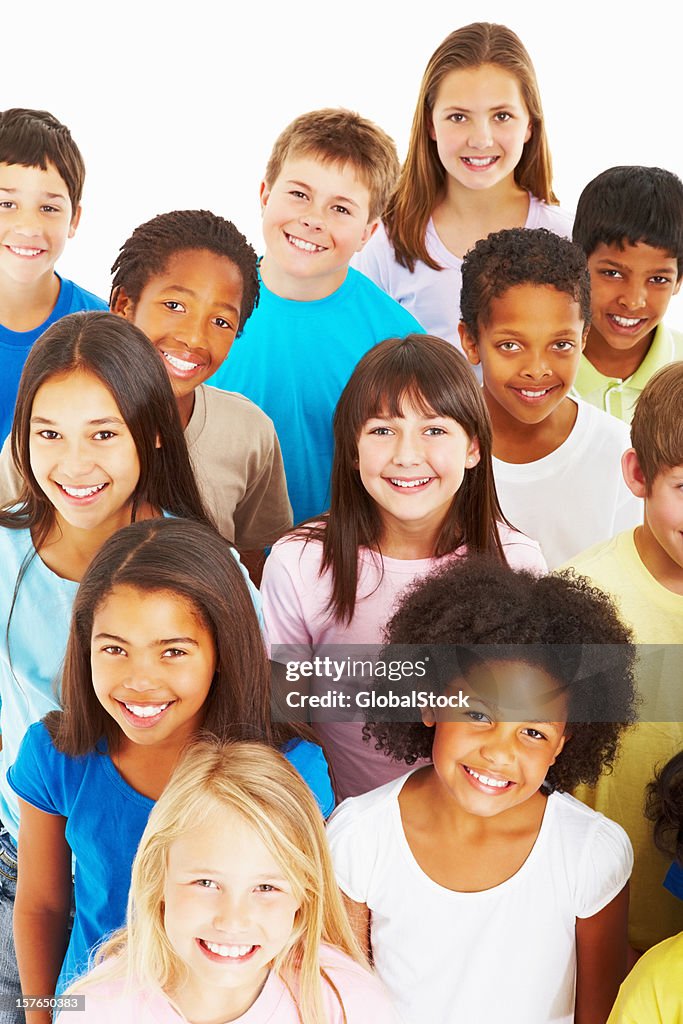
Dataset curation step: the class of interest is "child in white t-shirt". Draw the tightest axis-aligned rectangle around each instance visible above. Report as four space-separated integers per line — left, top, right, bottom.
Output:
60 740 398 1024
459 226 642 568
327 557 637 1024
262 334 546 799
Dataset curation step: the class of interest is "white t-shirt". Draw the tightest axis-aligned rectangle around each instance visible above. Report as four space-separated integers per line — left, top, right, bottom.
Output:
262 524 546 799
493 400 642 569
327 771 633 1024
353 196 574 351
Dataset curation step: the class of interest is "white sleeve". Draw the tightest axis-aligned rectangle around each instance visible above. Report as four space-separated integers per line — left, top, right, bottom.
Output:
575 815 633 919
326 798 375 905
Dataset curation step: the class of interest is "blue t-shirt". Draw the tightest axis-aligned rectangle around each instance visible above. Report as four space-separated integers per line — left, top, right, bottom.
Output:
664 860 683 900
208 268 422 526
0 276 108 443
9 722 334 992
0 522 263 842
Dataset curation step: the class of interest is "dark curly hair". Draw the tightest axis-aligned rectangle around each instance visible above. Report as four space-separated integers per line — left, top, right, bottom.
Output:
110 210 259 334
365 557 638 793
645 750 683 863
459 227 591 339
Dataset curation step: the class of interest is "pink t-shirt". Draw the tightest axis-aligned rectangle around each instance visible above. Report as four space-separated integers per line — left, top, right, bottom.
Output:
352 196 574 351
58 946 398 1023
262 525 547 799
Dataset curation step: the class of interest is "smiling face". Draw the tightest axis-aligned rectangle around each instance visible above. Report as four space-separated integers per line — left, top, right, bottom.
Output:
259 154 376 300
426 660 568 819
164 807 300 1021
91 585 216 750
0 160 80 287
113 248 244 428
356 397 480 554
29 369 141 537
429 64 532 195
460 283 586 439
623 451 683 592
586 240 681 363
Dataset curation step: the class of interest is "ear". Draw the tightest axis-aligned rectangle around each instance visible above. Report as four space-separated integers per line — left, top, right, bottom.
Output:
427 114 436 142
111 285 136 320
580 325 589 352
356 218 379 252
68 204 82 238
259 179 271 213
458 322 481 366
421 706 436 728
465 435 481 470
621 447 648 499
549 732 567 766
524 120 533 145
674 276 682 297
155 433 162 450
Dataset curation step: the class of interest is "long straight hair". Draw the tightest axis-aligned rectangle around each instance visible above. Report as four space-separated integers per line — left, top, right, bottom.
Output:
299 334 507 624
69 740 367 1024
44 518 287 754
385 22 558 271
2 310 212 546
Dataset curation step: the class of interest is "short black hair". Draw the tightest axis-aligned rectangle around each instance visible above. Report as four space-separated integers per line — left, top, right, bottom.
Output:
573 165 683 278
366 557 637 793
460 227 591 340
110 210 259 335
645 750 683 864
0 107 85 211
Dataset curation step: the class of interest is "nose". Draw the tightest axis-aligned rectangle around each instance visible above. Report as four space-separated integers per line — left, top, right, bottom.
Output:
213 891 251 934
12 207 43 238
58 439 96 479
391 431 423 467
480 726 516 768
520 351 552 381
121 654 162 694
618 279 647 312
298 202 326 232
467 118 493 150
173 309 204 350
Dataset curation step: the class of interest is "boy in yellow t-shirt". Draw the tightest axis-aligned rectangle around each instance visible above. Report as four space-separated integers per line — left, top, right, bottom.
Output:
566 363 683 952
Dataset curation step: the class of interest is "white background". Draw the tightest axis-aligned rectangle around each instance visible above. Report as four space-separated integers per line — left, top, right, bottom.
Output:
6 0 683 328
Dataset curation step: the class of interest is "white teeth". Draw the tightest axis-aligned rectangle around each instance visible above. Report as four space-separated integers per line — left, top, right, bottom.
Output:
390 478 431 488
611 315 643 328
464 157 497 167
123 702 170 718
9 245 43 256
204 941 254 958
163 351 199 371
519 389 549 398
61 483 106 498
286 234 325 253
466 767 510 788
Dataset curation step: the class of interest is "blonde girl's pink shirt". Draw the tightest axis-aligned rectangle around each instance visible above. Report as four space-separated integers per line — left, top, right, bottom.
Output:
261 524 547 799
58 946 400 1023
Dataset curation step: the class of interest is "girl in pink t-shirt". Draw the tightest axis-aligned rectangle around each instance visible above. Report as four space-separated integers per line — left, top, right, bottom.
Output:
59 739 397 1024
354 22 572 349
262 334 546 799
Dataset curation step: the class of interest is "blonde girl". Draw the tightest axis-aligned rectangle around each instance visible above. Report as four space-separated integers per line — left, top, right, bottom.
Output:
60 740 398 1024
354 22 572 349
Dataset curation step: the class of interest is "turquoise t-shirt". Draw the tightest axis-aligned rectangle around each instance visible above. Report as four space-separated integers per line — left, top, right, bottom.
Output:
208 268 423 526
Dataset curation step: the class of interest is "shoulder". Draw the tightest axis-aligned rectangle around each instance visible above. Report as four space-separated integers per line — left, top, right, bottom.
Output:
327 775 404 840
8 720 77 813
61 279 109 312
496 522 547 573
265 531 325 578
318 945 400 1022
280 738 335 818
61 971 173 1023
561 530 631 579
344 268 423 331
200 384 274 427
576 399 631 443
528 197 575 238
607 932 683 1023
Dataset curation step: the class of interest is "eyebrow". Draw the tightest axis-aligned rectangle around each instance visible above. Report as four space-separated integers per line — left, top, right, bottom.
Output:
161 284 240 318
286 179 360 210
30 416 125 426
0 186 67 201
441 103 519 114
93 633 200 647
488 328 579 339
596 257 676 274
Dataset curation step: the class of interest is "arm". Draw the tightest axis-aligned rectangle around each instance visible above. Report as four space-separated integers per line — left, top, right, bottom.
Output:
14 800 72 1024
575 883 629 1024
341 893 372 961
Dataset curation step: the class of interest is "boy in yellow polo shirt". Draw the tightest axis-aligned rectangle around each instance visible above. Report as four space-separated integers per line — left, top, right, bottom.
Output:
565 363 683 952
572 166 683 422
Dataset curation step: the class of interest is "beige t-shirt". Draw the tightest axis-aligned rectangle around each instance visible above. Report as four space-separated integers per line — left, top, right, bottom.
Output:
564 529 683 951
0 384 292 549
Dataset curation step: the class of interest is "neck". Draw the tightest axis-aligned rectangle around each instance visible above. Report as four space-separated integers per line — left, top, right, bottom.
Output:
486 391 578 463
259 252 346 302
634 523 683 597
171 967 269 1024
377 518 443 560
37 502 155 582
176 390 196 430
0 270 60 331
584 326 653 380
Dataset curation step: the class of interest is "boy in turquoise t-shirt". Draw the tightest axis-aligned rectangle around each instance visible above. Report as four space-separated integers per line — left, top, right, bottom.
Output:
0 109 107 442
208 107 423 526
572 165 683 423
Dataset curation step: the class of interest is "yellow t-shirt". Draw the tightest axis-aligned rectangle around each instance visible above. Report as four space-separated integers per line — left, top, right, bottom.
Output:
564 529 683 950
607 931 683 1023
